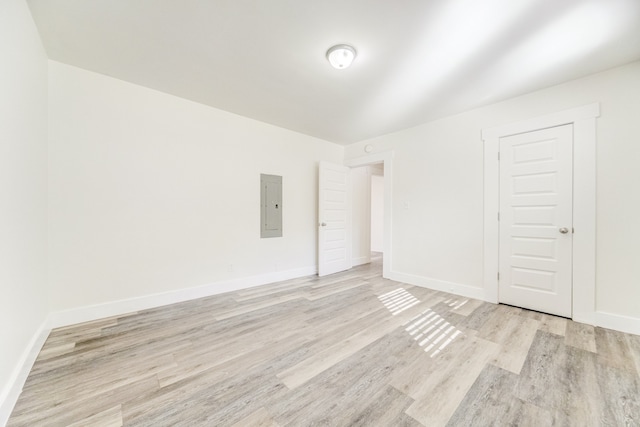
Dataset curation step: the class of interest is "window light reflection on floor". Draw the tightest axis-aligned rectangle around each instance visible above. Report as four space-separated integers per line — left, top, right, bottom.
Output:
405 308 462 358
378 289 464 357
444 298 468 310
378 288 421 315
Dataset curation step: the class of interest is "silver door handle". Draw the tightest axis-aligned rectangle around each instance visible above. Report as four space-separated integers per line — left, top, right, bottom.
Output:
559 227 569 234
320 222 327 227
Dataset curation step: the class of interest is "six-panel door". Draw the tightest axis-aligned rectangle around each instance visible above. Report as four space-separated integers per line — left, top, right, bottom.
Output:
498 125 573 317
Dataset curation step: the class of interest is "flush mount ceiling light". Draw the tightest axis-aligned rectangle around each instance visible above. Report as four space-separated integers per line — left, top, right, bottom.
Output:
326 44 357 69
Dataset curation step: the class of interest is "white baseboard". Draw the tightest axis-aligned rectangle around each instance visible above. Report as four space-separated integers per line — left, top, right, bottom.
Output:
595 311 640 336
351 256 371 267
48 266 317 329
0 320 50 427
387 271 486 301
572 312 596 327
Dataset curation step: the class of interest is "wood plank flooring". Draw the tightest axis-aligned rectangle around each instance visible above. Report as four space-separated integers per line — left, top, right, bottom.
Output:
8 256 640 426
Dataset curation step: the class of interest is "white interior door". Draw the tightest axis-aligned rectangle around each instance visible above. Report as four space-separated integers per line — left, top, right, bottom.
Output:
318 161 351 276
499 125 573 317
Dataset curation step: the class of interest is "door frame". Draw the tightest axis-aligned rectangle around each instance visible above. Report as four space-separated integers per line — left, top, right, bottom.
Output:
346 151 394 279
482 103 599 324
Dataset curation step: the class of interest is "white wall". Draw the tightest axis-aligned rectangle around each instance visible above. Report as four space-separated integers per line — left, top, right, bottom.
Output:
0 0 49 420
47 61 343 313
371 174 384 253
345 61 640 324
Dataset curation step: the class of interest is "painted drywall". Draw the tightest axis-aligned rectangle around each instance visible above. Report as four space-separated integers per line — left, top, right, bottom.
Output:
351 166 371 266
371 174 384 253
345 60 640 321
0 0 49 419
47 61 343 312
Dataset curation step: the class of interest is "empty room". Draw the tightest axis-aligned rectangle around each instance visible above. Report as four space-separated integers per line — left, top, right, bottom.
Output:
2 0 640 425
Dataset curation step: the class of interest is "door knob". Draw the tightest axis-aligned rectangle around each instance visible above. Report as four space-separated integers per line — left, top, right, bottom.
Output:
559 227 569 234
320 222 327 227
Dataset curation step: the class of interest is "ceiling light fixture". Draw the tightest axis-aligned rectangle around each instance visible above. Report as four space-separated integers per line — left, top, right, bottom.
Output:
326 44 357 69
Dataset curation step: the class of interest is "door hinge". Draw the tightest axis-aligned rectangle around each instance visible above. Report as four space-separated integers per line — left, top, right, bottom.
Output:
497 152 500 161
497 212 500 221
497 272 500 280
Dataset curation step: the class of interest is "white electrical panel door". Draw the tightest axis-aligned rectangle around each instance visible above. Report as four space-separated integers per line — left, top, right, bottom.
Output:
261 174 282 238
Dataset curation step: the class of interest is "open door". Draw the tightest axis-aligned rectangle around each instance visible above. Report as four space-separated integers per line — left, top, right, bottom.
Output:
318 161 351 276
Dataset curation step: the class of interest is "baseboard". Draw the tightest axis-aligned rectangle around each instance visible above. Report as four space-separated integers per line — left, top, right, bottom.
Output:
572 312 596 327
351 256 371 267
0 319 50 427
595 311 640 336
48 266 317 329
387 270 486 301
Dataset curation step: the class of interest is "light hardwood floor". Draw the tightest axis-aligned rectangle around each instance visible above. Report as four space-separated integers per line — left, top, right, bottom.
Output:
8 256 640 426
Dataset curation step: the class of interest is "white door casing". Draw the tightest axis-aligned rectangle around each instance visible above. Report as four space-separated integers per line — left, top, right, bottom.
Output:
482 103 599 324
499 125 573 317
318 161 351 276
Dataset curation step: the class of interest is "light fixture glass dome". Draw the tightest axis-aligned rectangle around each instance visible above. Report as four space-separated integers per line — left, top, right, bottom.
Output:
326 44 357 69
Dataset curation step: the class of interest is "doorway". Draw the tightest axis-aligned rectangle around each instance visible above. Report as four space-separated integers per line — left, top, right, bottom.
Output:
318 155 391 278
370 170 384 256
350 163 384 268
346 151 393 279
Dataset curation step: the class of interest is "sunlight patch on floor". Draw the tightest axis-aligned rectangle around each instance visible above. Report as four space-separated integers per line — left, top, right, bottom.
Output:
378 288 421 315
444 298 469 310
405 308 462 358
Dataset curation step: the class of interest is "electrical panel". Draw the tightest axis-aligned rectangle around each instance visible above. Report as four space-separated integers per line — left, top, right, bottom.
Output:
260 174 282 238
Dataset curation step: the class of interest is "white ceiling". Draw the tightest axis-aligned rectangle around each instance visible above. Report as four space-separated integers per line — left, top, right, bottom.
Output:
27 0 640 145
